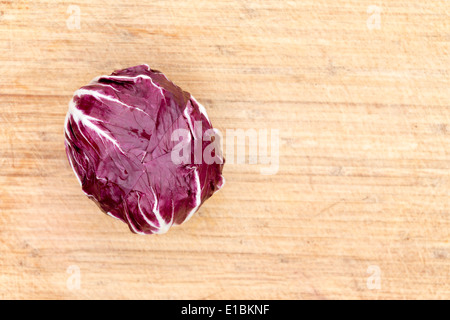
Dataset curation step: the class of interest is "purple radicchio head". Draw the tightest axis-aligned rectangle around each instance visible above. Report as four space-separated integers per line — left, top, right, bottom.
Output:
64 65 225 234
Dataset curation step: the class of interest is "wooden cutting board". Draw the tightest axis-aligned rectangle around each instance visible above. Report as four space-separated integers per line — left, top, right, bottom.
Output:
0 0 448 299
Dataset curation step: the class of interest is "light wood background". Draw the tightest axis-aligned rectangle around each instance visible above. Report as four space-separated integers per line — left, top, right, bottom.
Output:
0 0 449 300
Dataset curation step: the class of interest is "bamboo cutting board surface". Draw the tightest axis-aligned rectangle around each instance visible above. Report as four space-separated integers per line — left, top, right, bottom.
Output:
0 0 449 300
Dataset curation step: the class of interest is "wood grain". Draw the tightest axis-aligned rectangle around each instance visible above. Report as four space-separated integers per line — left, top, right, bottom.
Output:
0 0 449 299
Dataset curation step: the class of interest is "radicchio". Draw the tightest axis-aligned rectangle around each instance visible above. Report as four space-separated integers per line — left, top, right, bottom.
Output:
64 65 224 234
